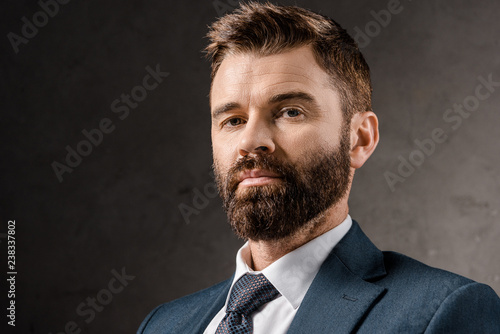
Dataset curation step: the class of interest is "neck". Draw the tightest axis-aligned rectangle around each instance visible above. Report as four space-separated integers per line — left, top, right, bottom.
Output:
247 199 349 271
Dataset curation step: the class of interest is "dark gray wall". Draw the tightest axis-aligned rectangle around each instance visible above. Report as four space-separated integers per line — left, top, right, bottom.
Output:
1 0 499 333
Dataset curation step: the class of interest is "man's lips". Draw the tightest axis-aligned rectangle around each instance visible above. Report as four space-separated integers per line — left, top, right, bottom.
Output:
237 169 282 187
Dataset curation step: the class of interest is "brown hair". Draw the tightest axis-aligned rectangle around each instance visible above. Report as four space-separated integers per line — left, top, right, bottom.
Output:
204 1 372 120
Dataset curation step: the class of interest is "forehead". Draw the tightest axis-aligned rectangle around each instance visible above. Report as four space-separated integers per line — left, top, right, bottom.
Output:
210 45 335 108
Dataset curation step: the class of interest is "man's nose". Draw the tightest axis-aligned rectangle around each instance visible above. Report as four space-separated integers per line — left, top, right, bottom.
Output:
237 117 276 157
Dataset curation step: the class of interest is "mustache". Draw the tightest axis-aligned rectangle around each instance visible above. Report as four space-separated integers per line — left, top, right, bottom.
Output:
225 154 295 190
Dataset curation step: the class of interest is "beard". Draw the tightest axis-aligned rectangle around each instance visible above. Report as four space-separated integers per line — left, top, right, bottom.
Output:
213 126 352 242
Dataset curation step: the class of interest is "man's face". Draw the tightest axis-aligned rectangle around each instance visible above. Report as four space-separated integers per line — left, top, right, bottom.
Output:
210 45 352 241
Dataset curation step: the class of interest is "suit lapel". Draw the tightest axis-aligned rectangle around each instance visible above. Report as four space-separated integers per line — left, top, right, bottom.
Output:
184 276 234 334
287 220 387 334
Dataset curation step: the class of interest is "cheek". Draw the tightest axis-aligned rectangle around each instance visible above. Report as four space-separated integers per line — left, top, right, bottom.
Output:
212 136 236 169
277 124 339 156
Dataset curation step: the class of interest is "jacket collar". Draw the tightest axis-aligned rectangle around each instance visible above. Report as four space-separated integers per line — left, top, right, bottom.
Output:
191 220 387 334
188 275 234 334
332 219 387 281
287 219 387 333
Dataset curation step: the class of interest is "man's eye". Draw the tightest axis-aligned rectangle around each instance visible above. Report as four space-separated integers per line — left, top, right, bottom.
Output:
224 118 244 127
282 109 302 118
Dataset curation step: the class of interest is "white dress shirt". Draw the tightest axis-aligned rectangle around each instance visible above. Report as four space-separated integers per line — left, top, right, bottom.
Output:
203 214 352 334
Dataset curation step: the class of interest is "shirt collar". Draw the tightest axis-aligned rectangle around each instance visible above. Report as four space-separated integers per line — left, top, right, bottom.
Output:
229 214 352 309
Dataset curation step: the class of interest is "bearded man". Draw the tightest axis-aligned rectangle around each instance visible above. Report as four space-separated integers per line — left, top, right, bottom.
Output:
138 2 500 333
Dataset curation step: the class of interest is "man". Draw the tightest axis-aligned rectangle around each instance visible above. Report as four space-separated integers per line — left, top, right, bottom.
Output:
138 2 500 333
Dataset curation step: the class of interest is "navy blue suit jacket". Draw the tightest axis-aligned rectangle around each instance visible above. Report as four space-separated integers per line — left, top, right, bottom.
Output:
138 220 500 333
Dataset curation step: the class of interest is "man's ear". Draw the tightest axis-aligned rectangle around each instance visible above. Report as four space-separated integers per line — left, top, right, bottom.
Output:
349 111 379 169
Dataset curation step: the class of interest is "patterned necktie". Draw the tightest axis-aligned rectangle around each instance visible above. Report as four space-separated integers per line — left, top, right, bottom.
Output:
215 273 279 334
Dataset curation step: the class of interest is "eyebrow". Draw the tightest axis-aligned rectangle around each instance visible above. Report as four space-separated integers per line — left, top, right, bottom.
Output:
269 91 316 104
211 91 320 119
211 102 241 120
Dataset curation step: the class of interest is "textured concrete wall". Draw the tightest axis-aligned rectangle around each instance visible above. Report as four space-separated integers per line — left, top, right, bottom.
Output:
1 0 499 332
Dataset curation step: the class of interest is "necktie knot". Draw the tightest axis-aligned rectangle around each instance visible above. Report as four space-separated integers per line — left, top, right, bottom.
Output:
227 273 279 315
215 273 279 333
